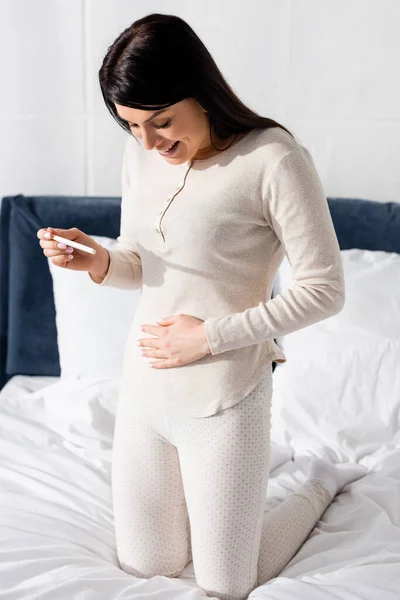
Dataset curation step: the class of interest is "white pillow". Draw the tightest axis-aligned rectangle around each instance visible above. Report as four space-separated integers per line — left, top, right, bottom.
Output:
270 249 400 462
48 236 141 379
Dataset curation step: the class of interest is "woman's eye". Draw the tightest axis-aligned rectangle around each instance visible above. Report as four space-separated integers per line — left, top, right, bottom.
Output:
128 121 171 130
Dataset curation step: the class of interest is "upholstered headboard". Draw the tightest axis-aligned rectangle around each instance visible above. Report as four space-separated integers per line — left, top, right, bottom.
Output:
1 194 400 391
0 195 121 389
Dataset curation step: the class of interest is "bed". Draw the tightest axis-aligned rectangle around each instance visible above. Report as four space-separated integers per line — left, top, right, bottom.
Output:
1 192 399 599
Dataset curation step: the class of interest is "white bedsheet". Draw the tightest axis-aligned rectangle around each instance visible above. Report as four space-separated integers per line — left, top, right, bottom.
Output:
0 375 399 599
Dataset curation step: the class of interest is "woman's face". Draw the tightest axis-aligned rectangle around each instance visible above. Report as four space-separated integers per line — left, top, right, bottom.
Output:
114 98 216 164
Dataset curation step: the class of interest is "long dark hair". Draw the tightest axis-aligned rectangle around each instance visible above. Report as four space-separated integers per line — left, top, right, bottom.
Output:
98 13 296 151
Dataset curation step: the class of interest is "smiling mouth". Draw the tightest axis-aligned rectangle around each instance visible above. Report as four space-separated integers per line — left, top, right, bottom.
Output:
158 141 180 155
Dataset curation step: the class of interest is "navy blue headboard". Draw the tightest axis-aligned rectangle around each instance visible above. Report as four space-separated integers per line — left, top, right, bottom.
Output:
0 195 121 390
1 194 400 391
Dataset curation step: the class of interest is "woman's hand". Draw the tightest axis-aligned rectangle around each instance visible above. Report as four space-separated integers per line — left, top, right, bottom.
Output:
37 226 109 275
137 314 211 369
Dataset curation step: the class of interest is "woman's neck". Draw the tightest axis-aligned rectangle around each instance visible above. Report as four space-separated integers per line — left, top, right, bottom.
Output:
192 132 246 161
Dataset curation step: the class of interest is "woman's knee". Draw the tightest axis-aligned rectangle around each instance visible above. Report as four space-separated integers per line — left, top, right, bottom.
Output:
114 514 191 579
196 571 258 600
119 558 189 579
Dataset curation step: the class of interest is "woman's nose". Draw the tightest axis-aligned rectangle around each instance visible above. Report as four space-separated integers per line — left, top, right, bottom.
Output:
140 131 158 151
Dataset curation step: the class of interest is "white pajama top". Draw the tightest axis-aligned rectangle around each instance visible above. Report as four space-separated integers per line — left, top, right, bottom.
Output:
89 126 345 418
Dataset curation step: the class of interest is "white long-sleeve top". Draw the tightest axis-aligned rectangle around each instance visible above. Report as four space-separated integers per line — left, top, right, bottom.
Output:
89 126 345 418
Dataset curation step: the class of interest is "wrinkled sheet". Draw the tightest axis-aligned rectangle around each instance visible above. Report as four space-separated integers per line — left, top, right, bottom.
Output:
0 375 399 599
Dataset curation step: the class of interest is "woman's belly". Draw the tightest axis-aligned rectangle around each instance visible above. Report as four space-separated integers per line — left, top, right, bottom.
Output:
117 294 283 418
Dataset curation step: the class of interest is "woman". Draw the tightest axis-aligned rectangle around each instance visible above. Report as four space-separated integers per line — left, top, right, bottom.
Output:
38 13 367 600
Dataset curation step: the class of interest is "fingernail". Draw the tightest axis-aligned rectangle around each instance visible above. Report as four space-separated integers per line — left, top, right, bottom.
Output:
57 242 67 249
44 232 51 239
66 247 74 253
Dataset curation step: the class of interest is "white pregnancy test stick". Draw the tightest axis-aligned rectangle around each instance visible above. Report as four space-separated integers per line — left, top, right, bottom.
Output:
51 234 97 255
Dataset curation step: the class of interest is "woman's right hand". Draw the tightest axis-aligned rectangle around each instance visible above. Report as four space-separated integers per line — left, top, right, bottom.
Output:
37 226 110 277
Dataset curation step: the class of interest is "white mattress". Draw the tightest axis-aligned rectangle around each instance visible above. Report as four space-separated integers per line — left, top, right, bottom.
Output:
0 374 399 599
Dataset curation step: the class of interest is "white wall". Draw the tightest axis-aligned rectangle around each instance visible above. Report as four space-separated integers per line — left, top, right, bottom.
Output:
1 0 399 213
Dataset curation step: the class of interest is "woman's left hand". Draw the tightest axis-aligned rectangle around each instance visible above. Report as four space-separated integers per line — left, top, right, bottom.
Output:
137 314 211 369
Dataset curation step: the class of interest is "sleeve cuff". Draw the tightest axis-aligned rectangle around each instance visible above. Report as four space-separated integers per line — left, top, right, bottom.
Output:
203 316 228 355
88 250 115 286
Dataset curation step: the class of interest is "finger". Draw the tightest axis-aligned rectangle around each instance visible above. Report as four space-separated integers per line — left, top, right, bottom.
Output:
138 338 159 348
39 240 67 250
150 360 165 368
37 228 60 241
150 358 179 369
37 228 52 239
42 247 74 257
141 324 163 335
43 246 75 256
40 240 74 251
37 227 78 241
142 348 167 358
48 227 79 240
49 254 74 266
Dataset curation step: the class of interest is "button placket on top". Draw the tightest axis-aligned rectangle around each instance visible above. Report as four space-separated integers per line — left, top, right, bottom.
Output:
155 160 193 249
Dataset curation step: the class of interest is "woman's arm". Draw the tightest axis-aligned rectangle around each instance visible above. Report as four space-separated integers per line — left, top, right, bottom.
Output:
88 138 142 289
203 145 345 355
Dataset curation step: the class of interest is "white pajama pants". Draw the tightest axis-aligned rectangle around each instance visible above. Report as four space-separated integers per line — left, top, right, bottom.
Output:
112 362 333 600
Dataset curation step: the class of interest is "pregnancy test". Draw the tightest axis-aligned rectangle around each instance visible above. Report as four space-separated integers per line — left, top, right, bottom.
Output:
51 234 97 255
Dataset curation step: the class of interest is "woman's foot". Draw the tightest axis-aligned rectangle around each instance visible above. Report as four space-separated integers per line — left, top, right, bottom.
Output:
308 458 368 498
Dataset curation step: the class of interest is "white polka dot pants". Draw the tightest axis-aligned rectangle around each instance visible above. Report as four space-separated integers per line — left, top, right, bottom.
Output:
112 363 333 600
